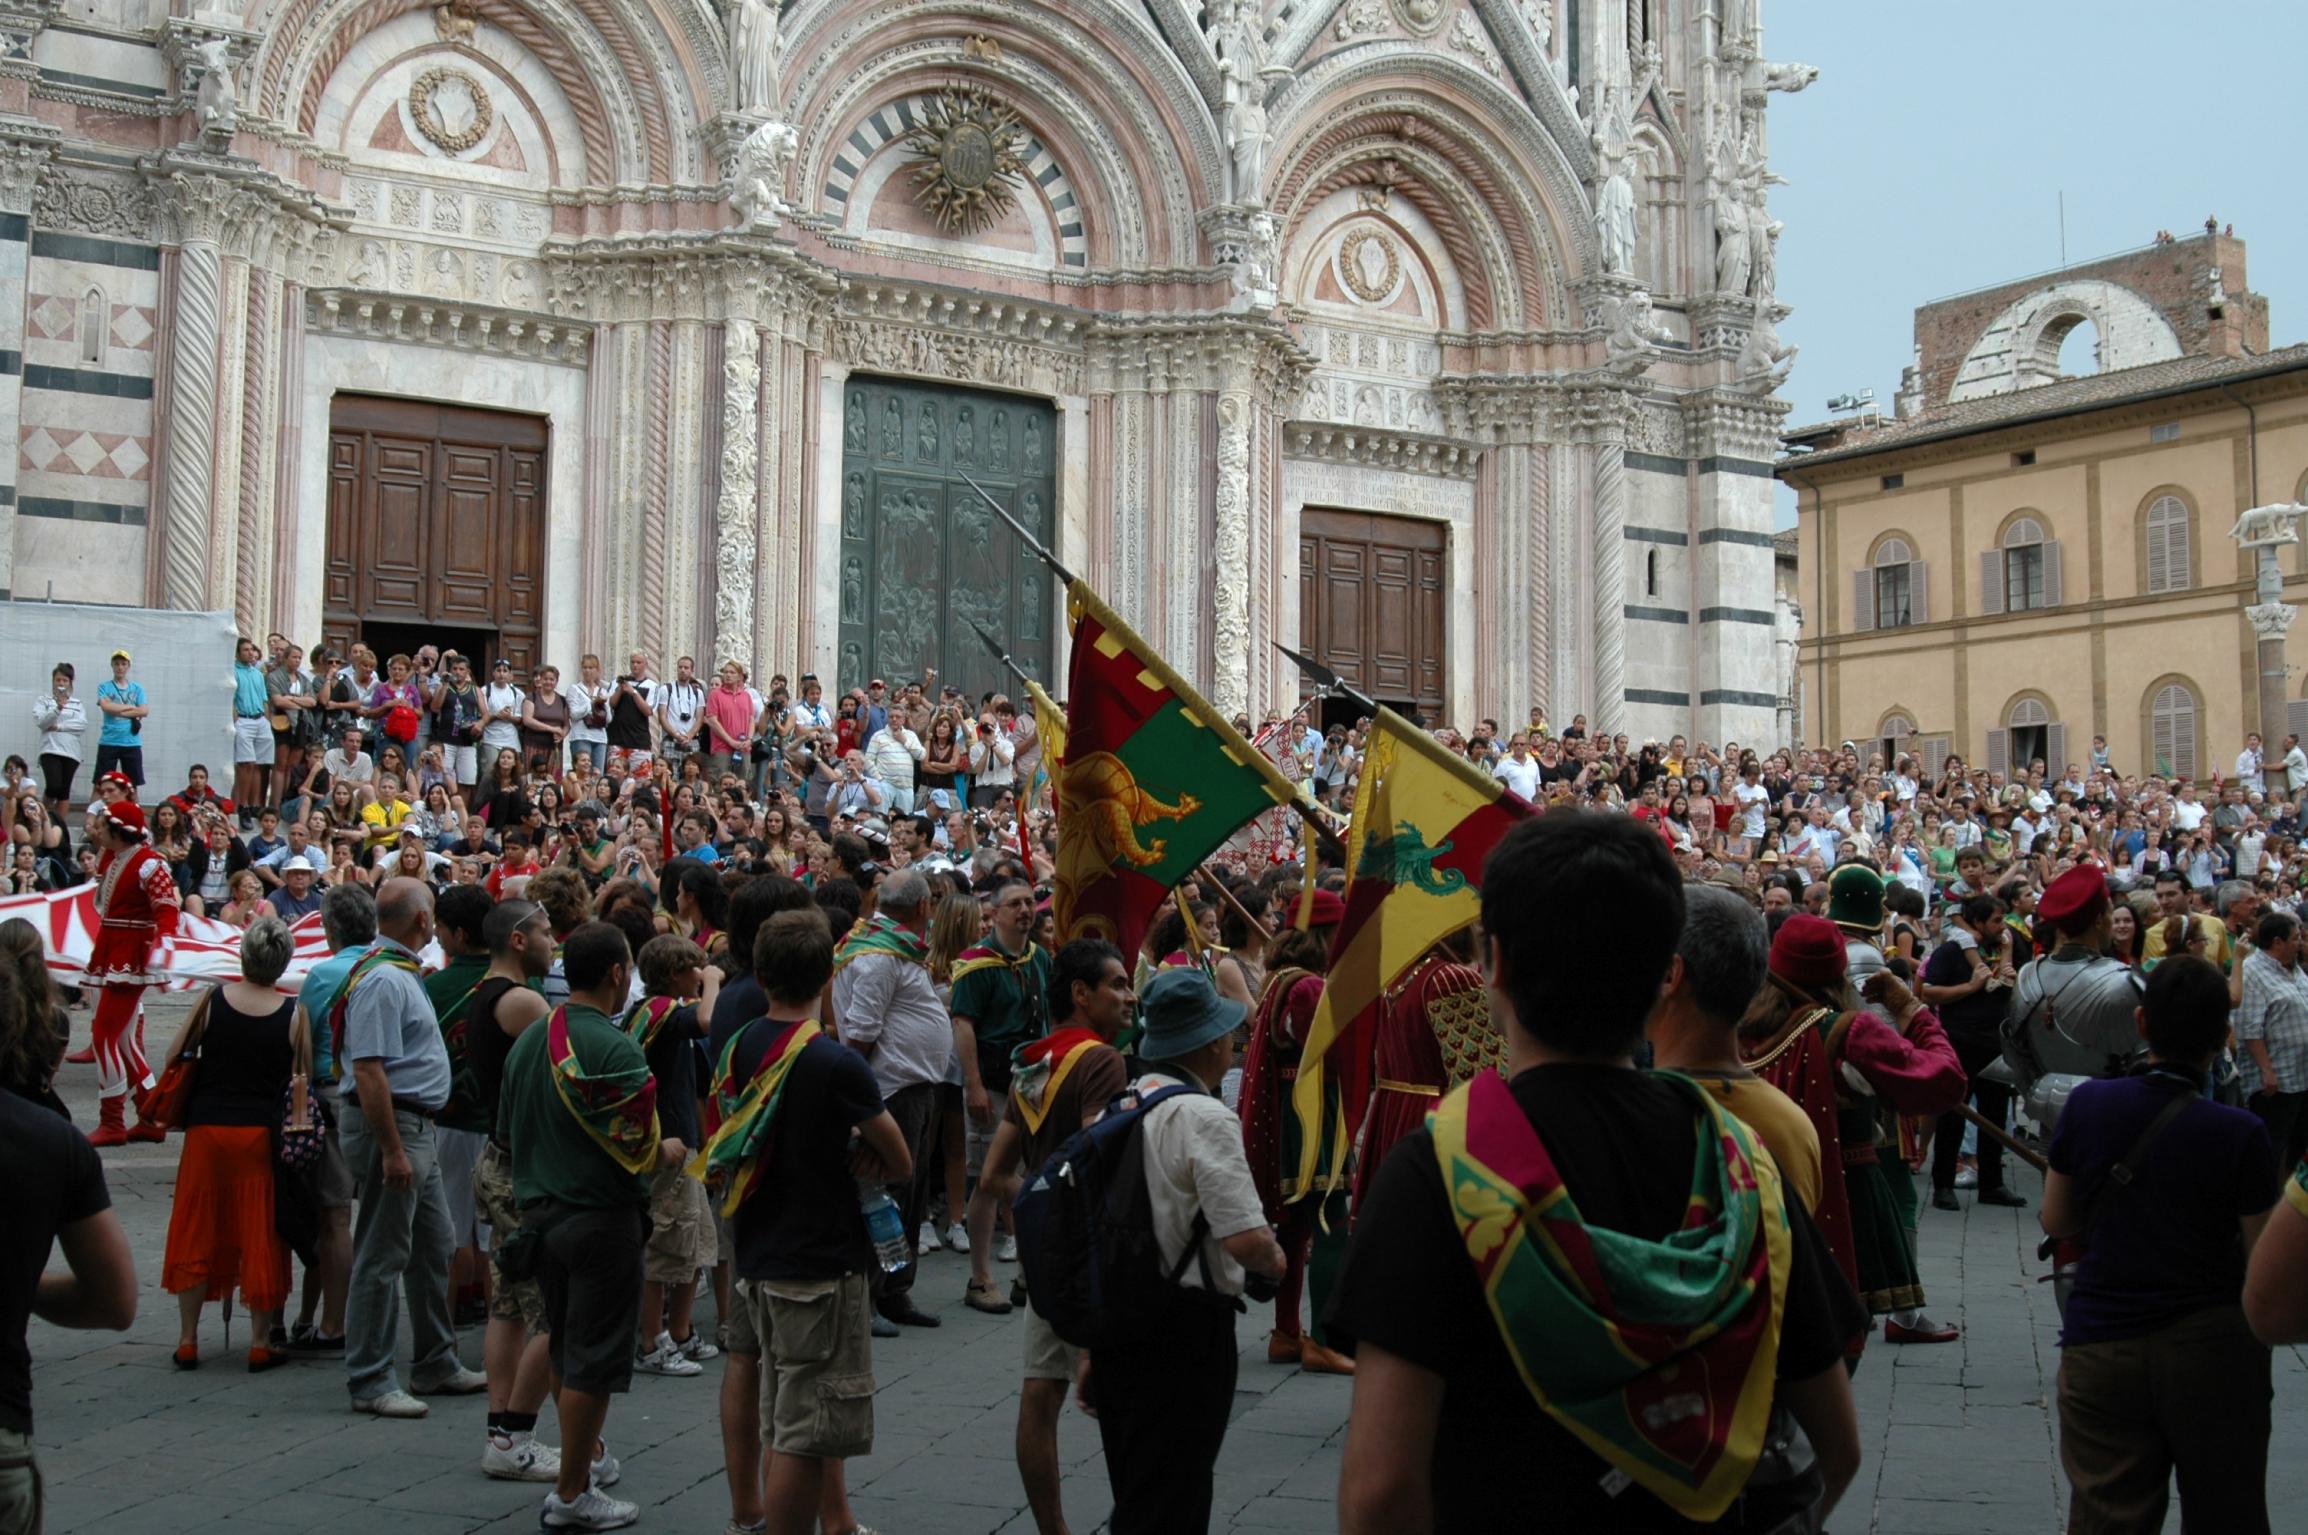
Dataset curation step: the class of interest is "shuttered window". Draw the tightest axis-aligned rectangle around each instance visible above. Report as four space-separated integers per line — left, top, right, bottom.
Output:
2150 682 2198 780
2144 496 2191 593
1996 516 2059 611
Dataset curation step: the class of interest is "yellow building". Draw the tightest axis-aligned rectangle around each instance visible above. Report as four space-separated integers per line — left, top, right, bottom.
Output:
1779 230 2308 781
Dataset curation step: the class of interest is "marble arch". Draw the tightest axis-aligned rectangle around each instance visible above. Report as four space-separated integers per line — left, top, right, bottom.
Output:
785 0 1217 269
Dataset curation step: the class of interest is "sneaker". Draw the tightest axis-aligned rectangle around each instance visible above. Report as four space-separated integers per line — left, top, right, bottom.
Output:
635 1334 704 1376
591 1444 621 1488
1954 1166 1979 1189
286 1331 345 1358
484 1431 563 1482
672 1330 721 1363
414 1365 489 1396
918 1221 943 1252
996 1233 1018 1263
871 1312 899 1338
539 1487 639 1531
943 1222 970 1255
723 1521 767 1535
351 1389 429 1419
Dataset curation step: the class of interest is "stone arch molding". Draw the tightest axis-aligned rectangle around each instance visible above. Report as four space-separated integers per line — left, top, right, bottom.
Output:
783 0 1220 270
823 92 1089 271
247 0 725 187
1948 278 2184 404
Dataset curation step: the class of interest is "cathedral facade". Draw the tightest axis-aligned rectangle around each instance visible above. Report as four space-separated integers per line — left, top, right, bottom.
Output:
0 0 1803 740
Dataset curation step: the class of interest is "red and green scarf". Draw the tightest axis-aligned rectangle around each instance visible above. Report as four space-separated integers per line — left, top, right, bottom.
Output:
621 995 684 1051
835 913 927 971
434 978 489 1134
326 947 423 1073
950 937 1041 987
1008 1026 1105 1135
1430 1068 1792 1521
691 1017 820 1216
544 1006 662 1176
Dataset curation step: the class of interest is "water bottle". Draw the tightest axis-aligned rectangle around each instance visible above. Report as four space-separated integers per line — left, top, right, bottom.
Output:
860 1186 909 1273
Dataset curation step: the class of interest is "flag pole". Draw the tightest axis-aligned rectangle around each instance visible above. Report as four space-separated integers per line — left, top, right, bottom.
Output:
960 473 1079 587
1273 640 1381 717
1196 862 1276 949
966 618 1032 689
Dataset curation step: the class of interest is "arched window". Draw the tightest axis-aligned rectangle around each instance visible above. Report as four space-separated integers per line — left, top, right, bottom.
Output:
2147 680 2200 780
2143 494 2192 593
2001 516 2047 611
76 287 104 368
1989 694 2063 778
1876 712 1915 771
1645 548 1659 597
1861 536 1922 630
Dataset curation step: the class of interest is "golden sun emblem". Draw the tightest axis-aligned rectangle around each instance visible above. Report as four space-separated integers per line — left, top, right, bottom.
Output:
903 86 1027 236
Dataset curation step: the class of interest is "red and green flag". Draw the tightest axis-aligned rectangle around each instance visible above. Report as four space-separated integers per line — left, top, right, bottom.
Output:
1054 581 1299 961
1288 706 1529 1195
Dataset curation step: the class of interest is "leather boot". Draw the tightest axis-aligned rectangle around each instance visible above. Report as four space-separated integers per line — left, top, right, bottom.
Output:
64 1044 95 1064
126 1087 166 1143
1298 1334 1356 1376
89 1095 128 1148
1266 1329 1301 1365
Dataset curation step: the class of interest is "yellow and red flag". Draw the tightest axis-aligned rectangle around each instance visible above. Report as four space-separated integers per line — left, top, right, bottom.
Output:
1053 581 1300 960
1287 706 1531 1194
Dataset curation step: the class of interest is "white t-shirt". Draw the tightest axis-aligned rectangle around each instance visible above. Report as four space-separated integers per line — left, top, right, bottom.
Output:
2172 798 2208 832
1494 754 1541 801
1734 782 1770 839
480 682 525 753
1128 1071 1269 1297
2237 750 2266 794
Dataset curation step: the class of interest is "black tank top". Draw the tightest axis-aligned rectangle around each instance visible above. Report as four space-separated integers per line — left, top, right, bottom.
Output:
188 989 296 1128
469 976 525 1142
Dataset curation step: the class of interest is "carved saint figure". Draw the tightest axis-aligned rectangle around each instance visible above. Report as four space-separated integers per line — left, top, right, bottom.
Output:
954 405 975 465
842 472 864 539
1022 415 1044 474
988 408 1009 470
728 0 782 115
845 392 867 452
882 397 902 456
1220 61 1268 207
841 556 863 620
917 402 940 461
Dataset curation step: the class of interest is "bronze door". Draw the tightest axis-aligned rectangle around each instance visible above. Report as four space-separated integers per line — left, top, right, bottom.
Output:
836 378 1057 694
1298 508 1446 722
324 396 548 671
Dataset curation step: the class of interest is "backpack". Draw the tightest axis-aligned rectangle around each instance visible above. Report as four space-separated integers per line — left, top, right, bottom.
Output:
1012 1081 1220 1349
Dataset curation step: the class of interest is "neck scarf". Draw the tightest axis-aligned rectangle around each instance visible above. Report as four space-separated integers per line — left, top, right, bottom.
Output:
1008 1026 1106 1134
621 995 684 1051
692 1016 820 1215
950 935 1037 986
1429 1069 1791 1521
834 913 927 972
545 1006 662 1175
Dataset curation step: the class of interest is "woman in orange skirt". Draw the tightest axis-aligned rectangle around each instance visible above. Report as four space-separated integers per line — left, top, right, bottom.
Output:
159 917 306 1371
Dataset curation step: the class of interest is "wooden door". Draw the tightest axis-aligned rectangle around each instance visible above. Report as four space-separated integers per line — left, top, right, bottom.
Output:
1299 508 1446 721
325 396 548 671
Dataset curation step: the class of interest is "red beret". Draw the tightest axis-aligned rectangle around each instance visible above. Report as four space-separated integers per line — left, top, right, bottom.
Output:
1305 888 1346 928
1768 914 1847 992
2038 865 2111 935
99 798 147 838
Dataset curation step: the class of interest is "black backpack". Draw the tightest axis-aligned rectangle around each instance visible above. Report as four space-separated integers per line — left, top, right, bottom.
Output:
1012 1080 1215 1349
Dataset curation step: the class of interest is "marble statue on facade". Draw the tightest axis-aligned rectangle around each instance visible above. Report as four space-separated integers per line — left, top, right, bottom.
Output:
731 116 797 228
1739 307 1797 390
193 36 239 138
1761 60 1818 93
728 0 782 116
1604 290 1671 375
1589 46 1657 279
1220 59 1268 208
1206 0 1268 80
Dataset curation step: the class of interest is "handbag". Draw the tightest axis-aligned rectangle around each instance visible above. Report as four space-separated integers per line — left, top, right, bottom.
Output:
384 703 420 744
143 993 213 1128
277 1076 325 1169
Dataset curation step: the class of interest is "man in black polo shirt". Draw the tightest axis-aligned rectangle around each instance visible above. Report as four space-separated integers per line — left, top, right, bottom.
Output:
607 652 658 758
1329 815 1863 1532
1919 893 2026 1212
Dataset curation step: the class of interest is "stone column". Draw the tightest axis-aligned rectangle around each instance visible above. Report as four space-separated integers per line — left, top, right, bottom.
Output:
2244 530 2298 743
0 123 52 599
159 224 223 609
713 318 761 661
1211 387 1253 719
1591 434 1628 735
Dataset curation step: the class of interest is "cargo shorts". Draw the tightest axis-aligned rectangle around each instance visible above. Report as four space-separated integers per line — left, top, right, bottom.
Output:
719 1272 875 1459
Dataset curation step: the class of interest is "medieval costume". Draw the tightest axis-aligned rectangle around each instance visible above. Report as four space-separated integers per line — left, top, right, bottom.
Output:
1237 890 1354 1373
1739 913 1966 1359
1352 947 1499 1208
86 797 179 1147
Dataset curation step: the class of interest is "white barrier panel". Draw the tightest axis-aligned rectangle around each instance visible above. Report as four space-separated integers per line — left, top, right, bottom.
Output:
0 602 237 801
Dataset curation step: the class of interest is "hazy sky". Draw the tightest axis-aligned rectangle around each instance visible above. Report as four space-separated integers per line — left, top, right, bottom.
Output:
1764 0 2308 525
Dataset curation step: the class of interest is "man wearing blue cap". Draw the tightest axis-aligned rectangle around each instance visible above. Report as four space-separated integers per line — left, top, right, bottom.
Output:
1080 967 1283 1535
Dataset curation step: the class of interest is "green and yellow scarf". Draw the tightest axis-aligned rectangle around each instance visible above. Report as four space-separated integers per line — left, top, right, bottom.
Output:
1430 1068 1791 1521
834 913 927 971
691 1017 821 1216
544 1006 661 1176
620 995 685 1051
326 947 423 1073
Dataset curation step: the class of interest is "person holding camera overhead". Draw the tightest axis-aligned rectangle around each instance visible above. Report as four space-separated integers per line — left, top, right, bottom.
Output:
967 713 1014 810
606 652 658 759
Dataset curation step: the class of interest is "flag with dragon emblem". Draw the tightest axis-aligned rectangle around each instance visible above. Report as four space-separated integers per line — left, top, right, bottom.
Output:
1287 705 1532 1196
1054 580 1301 961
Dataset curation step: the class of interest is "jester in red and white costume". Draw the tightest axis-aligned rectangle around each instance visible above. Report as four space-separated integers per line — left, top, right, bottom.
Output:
85 796 178 1147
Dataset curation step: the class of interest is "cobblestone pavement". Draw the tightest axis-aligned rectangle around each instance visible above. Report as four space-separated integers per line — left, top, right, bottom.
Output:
26 995 2308 1533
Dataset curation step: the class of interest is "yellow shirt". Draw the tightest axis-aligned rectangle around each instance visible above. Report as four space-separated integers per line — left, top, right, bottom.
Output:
1687 1071 1823 1215
360 797 412 852
2141 910 2230 970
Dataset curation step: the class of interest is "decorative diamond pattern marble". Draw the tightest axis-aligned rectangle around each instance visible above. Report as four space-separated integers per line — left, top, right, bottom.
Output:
26 295 73 341
109 305 155 350
20 425 153 481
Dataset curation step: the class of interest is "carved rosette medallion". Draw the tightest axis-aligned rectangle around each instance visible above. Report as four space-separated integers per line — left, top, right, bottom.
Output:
1337 228 1400 304
901 86 1026 235
410 67 493 155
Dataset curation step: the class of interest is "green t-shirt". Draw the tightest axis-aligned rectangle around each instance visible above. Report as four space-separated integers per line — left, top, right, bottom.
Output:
949 937 1052 1090
423 952 491 1022
499 1003 652 1210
